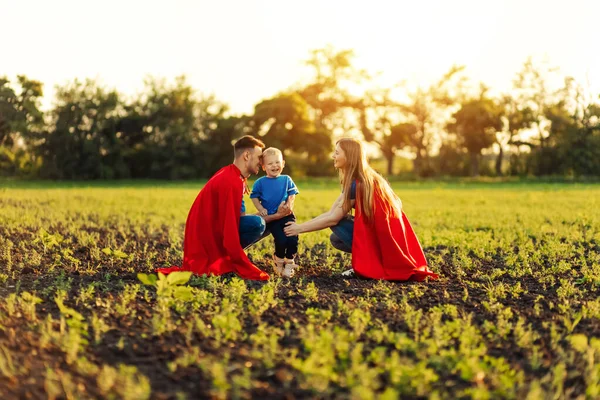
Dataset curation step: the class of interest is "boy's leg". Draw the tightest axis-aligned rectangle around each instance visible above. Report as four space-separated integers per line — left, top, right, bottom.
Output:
239 215 267 249
285 235 299 259
268 219 288 259
329 215 354 253
284 215 299 259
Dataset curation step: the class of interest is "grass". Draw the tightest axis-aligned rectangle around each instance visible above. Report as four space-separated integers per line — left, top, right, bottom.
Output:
0 180 599 399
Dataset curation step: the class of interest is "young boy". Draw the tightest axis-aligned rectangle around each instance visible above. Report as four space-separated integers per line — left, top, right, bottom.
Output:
250 147 300 278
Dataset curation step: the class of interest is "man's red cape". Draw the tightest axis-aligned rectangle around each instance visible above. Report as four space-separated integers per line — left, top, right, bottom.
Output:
156 164 269 281
352 184 438 281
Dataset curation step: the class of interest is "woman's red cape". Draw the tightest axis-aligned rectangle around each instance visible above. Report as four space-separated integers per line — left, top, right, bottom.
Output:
352 185 438 281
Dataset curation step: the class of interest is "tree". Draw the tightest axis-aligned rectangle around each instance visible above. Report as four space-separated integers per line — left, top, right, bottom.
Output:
199 114 251 177
298 46 368 133
251 93 332 175
0 75 44 176
0 76 43 146
293 47 373 175
543 78 600 176
252 93 315 148
353 88 415 175
119 76 201 179
41 79 123 179
433 138 470 176
447 90 503 176
358 66 466 176
495 95 535 175
512 57 563 149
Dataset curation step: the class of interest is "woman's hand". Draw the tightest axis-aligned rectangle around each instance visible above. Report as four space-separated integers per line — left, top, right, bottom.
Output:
284 221 301 236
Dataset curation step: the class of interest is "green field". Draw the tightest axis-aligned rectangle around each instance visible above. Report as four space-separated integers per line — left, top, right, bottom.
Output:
1 181 599 399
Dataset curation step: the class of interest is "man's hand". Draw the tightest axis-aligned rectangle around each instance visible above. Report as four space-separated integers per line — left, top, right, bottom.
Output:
276 201 292 217
262 202 292 223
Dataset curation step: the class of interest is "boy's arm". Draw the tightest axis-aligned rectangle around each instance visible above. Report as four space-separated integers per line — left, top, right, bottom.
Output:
249 179 267 216
285 176 299 212
251 197 268 216
263 202 292 223
285 194 296 212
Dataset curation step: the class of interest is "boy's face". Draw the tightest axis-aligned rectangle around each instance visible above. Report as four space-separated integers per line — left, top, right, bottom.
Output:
262 153 285 177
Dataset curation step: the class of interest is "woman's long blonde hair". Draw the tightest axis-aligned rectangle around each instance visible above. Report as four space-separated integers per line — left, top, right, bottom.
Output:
337 138 401 222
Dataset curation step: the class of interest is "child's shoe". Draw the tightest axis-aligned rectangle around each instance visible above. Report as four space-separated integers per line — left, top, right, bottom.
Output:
283 258 298 278
341 268 355 277
272 255 285 276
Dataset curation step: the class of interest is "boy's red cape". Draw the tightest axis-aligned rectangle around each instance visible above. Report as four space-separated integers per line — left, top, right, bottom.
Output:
156 164 269 281
352 184 438 281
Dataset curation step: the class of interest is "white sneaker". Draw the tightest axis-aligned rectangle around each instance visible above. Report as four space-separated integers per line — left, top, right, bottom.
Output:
341 268 355 277
282 258 298 278
282 263 296 278
272 255 285 276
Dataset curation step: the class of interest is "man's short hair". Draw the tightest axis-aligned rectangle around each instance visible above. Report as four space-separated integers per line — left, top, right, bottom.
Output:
233 135 265 158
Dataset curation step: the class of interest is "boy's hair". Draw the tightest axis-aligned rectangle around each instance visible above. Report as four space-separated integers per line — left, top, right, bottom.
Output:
261 147 283 161
233 135 265 158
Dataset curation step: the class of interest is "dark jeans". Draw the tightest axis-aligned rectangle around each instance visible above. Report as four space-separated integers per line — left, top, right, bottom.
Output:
330 215 354 253
267 214 299 259
239 215 268 249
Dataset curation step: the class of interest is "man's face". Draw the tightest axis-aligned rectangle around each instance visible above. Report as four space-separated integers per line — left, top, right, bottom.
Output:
246 146 263 175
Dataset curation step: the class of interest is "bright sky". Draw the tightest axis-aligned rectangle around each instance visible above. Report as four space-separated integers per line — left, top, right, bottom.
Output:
2 0 599 114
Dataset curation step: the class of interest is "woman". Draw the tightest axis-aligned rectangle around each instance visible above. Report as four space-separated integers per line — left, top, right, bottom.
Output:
284 138 438 281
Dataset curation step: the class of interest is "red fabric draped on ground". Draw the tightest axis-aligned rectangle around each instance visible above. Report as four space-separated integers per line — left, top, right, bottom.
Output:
352 185 438 281
156 164 269 281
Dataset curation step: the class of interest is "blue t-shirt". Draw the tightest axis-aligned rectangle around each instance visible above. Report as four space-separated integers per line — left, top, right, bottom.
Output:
250 175 299 215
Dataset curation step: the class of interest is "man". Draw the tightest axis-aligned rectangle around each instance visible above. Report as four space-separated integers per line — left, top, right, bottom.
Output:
157 136 290 280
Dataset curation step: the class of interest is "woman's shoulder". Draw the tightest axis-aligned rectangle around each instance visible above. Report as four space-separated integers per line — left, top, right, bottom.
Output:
341 180 357 194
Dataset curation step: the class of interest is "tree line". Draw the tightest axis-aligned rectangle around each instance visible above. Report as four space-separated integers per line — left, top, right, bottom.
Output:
1 47 599 179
